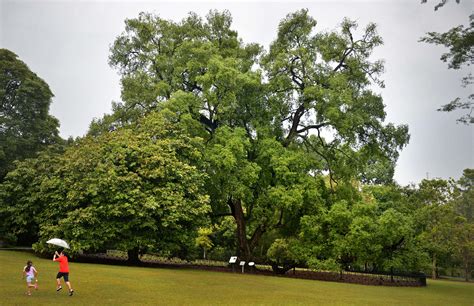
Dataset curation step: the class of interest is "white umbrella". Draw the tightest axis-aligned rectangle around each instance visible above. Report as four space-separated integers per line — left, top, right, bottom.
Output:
46 238 70 249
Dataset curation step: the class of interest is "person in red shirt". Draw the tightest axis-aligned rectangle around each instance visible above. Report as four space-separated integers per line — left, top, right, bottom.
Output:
53 249 74 296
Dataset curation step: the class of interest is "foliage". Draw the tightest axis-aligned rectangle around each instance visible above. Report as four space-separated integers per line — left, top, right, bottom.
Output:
404 174 474 280
0 49 62 181
106 10 409 269
420 17 473 124
296 190 429 273
195 226 214 259
0 146 64 245
421 0 462 11
413 179 457 278
266 238 302 273
30 111 210 259
451 169 474 280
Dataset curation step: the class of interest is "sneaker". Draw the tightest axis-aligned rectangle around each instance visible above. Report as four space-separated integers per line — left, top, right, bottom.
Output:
69 289 74 296
56 286 62 291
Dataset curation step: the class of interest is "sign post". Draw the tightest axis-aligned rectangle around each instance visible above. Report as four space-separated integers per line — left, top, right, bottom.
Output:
229 256 238 272
240 261 246 273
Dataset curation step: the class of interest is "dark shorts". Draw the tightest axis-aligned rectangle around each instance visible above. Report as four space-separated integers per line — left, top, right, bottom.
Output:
56 272 69 282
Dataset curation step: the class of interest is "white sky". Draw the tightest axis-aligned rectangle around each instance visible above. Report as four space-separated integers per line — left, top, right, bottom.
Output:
1 0 473 185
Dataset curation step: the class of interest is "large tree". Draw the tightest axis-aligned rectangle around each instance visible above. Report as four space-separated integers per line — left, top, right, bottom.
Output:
107 10 409 263
30 111 210 262
0 49 61 180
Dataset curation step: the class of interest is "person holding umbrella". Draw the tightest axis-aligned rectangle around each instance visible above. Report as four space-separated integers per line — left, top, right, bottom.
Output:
53 249 74 296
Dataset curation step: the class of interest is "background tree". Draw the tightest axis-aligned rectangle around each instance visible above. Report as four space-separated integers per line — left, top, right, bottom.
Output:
413 178 457 279
451 169 474 280
454 169 474 222
451 216 474 281
0 146 63 246
0 49 62 181
195 226 214 259
295 184 428 275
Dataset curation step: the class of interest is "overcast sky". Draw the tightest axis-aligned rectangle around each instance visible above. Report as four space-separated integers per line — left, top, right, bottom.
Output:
1 0 473 185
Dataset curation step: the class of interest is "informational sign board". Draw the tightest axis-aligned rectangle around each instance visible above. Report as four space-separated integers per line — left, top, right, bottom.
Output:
248 262 255 266
229 256 238 264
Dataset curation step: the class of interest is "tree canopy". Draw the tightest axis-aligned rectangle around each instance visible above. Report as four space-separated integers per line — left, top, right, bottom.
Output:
105 9 409 263
0 49 61 181
31 111 210 260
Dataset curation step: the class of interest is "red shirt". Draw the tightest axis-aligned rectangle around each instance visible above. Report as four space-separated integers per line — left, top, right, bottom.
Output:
54 255 69 273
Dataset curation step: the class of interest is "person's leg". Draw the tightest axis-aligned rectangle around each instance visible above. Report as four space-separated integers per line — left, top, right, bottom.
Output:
64 274 73 295
56 273 63 291
26 277 33 295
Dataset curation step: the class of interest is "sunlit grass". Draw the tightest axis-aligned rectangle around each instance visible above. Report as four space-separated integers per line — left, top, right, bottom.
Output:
1 250 472 305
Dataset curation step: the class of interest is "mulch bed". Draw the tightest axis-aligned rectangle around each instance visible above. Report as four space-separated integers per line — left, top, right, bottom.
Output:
72 254 426 287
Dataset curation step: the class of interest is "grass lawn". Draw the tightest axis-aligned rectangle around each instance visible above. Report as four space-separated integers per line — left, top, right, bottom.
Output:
0 250 473 305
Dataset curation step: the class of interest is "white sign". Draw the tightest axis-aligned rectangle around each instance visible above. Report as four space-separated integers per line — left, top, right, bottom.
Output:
240 261 246 273
229 256 238 264
248 262 255 266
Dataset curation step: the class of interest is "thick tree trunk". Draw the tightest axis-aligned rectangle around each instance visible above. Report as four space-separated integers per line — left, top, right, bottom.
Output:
127 247 140 264
228 197 267 262
230 198 251 260
249 225 266 252
432 253 437 280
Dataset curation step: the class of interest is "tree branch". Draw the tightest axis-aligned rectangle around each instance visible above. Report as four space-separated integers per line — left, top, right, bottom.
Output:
296 122 329 134
283 104 306 147
333 47 354 72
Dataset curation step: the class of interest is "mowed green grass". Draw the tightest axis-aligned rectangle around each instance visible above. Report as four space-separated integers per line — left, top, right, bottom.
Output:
0 251 473 305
